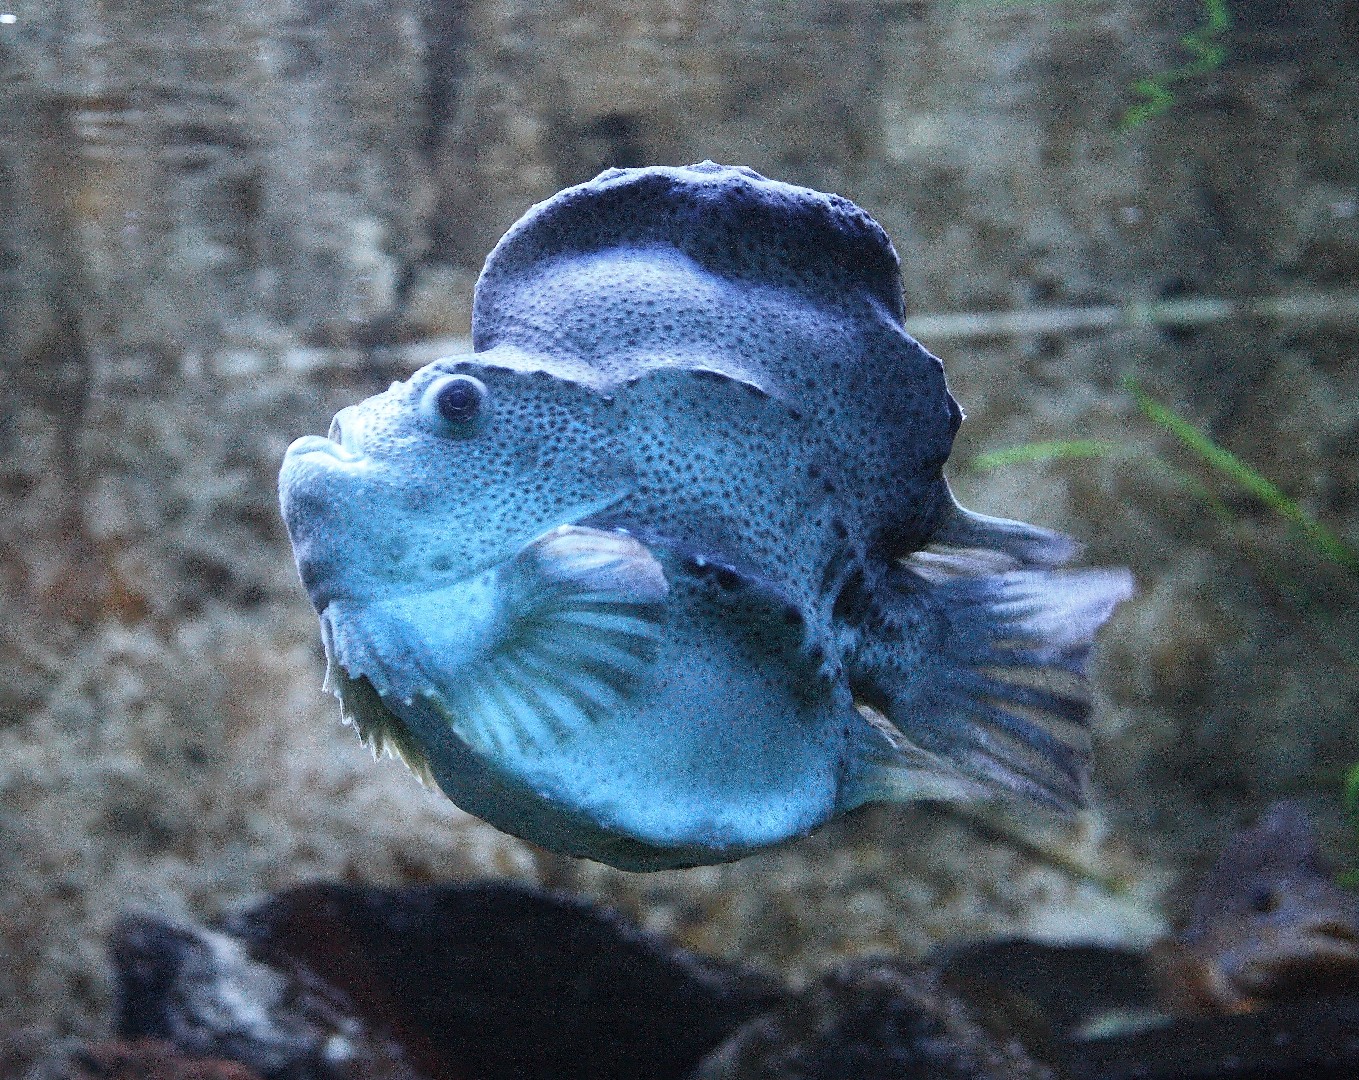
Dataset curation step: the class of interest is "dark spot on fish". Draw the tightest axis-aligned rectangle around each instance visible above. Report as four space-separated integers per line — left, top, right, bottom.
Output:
713 566 741 591
832 568 868 624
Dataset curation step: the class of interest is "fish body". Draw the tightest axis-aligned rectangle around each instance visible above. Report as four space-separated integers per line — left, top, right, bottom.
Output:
1154 801 1359 1013
280 163 1132 870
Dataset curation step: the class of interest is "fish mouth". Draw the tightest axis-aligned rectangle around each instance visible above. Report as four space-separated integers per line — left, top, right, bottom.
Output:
282 407 366 466
1293 918 1359 958
327 412 356 451
1229 918 1359 997
283 430 363 466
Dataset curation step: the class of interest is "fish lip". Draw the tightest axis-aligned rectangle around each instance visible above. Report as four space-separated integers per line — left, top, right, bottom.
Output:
1296 917 1359 949
283 433 363 465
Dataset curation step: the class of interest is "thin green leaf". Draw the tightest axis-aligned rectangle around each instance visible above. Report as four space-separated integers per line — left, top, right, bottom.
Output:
1119 0 1231 132
1125 377 1359 575
1345 762 1359 815
969 439 1122 471
968 439 1237 524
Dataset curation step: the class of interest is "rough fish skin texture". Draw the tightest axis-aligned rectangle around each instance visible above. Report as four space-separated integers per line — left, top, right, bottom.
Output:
279 162 1133 871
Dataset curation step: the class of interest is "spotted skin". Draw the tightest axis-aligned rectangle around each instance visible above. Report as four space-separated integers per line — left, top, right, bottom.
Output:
280 163 1132 869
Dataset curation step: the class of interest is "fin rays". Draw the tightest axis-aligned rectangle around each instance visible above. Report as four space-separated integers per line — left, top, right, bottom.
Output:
849 547 1132 811
324 525 668 777
435 593 661 759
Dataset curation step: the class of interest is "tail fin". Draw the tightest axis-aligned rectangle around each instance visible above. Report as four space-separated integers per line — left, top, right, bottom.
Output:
845 508 1132 811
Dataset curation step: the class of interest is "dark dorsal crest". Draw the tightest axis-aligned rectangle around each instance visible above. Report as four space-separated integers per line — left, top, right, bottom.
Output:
472 162 905 353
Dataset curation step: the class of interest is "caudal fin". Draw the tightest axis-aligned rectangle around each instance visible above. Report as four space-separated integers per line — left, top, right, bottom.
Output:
845 508 1133 811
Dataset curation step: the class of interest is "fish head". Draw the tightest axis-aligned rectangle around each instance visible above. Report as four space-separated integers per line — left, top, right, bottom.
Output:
279 349 631 615
1179 800 1359 1006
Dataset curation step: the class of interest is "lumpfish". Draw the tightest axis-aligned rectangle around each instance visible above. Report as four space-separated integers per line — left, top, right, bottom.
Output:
1152 800 1359 1013
279 162 1133 871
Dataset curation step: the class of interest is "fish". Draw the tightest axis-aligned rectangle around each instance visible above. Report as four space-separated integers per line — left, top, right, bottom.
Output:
278 162 1133 871
1152 800 1359 1013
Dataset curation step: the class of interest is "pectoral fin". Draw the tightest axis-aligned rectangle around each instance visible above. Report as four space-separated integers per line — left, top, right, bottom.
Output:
321 526 668 775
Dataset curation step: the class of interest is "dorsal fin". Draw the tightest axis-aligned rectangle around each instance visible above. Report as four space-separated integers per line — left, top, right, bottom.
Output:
473 162 906 354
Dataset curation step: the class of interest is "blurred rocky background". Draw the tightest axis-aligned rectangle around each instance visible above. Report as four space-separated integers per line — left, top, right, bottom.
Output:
2 0 1357 1071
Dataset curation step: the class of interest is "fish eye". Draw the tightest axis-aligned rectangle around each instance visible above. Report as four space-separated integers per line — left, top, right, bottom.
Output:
1247 886 1280 915
420 374 487 431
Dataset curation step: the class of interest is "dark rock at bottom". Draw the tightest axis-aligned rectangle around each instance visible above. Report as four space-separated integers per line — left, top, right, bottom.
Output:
692 959 1056 1080
97 881 1359 1080
112 881 780 1080
70 1040 263 1080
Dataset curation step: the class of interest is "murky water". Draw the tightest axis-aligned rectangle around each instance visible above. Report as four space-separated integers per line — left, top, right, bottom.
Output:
1 2 1355 1075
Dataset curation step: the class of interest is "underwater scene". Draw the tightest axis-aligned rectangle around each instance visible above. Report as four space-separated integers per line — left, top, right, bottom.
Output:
2 2 1357 1077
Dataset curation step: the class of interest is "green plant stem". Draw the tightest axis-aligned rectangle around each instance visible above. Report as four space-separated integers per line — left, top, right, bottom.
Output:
1344 764 1359 890
1125 377 1359 576
969 439 1119 470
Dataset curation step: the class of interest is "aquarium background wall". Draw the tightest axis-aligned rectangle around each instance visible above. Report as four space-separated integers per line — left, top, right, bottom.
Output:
1 0 1356 1058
